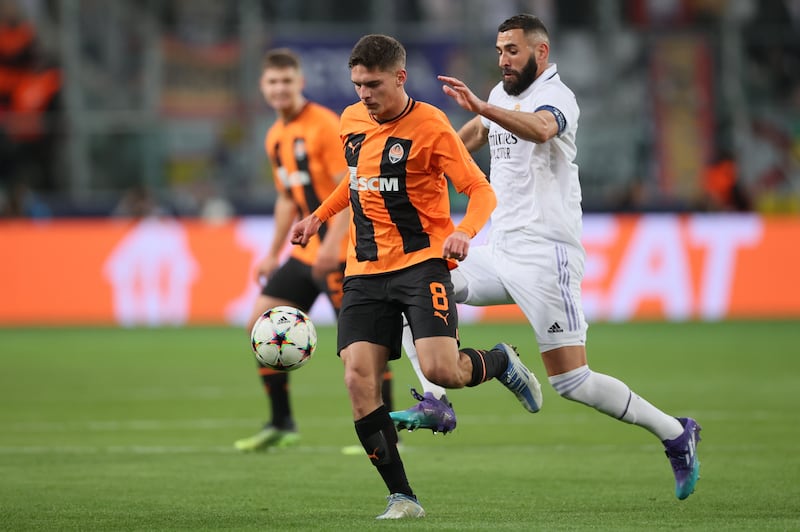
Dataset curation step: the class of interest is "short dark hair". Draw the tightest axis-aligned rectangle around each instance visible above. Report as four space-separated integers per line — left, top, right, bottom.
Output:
348 34 406 72
262 48 301 71
498 14 549 40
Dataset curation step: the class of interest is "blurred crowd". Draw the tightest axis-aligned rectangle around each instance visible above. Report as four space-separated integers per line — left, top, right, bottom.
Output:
0 0 59 217
1 0 799 218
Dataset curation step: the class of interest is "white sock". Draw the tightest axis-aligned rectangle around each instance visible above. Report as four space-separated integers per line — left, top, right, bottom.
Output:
402 319 448 400
549 365 683 441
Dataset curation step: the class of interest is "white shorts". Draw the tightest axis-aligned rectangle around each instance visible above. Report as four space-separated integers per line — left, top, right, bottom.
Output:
453 231 588 352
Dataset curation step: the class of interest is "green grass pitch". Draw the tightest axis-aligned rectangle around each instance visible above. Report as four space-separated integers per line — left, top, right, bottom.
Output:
1 321 799 530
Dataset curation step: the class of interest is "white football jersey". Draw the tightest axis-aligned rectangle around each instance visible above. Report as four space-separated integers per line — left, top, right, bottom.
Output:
481 64 583 249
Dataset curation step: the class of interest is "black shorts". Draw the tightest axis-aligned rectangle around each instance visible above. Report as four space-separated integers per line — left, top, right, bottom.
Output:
262 256 345 313
337 259 458 360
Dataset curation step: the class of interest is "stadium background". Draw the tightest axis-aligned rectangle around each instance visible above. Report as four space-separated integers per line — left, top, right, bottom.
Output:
3 4 800 529
1 0 799 325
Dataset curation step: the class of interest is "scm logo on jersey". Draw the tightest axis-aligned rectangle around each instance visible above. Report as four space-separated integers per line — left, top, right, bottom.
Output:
350 175 400 192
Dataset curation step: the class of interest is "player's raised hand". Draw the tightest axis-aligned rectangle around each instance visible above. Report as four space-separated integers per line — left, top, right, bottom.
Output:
290 215 322 248
439 75 485 114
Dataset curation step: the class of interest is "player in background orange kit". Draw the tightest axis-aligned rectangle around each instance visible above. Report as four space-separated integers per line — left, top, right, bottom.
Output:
290 34 543 520
234 49 399 452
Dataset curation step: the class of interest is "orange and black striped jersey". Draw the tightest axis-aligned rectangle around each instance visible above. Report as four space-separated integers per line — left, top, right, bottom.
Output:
314 98 496 276
266 102 348 265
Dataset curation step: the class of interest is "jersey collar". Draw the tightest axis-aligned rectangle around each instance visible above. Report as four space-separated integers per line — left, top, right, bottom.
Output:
371 97 415 124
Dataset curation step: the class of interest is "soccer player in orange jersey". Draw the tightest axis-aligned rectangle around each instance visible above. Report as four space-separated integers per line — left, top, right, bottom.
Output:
290 34 543 519
234 49 397 452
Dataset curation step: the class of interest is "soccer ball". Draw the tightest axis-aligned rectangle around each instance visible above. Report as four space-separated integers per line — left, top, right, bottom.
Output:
250 306 317 371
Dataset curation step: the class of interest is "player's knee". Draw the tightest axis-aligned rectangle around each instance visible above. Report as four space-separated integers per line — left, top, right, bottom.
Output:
342 361 372 396
425 368 456 388
344 365 369 384
342 368 358 395
419 360 459 388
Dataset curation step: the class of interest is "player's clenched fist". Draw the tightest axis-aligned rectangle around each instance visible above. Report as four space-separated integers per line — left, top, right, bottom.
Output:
290 215 322 247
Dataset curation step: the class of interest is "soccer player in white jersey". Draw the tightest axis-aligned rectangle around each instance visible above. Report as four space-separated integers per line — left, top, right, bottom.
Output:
391 13 702 500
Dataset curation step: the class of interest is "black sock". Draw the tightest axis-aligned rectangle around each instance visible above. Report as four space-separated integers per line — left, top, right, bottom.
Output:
354 405 413 498
259 367 293 430
462 347 508 387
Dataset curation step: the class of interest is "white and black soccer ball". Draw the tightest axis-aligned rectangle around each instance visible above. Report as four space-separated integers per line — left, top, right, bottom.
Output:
250 306 317 371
